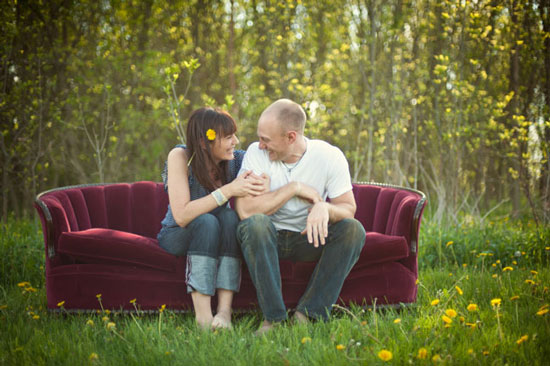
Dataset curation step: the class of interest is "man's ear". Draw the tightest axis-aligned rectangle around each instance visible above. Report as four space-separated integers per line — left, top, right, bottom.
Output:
286 130 297 143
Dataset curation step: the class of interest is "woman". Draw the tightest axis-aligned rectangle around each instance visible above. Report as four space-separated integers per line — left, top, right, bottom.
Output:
157 107 266 330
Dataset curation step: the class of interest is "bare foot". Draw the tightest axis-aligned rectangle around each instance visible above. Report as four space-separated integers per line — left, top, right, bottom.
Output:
293 311 309 324
212 310 232 330
255 319 277 336
196 314 213 331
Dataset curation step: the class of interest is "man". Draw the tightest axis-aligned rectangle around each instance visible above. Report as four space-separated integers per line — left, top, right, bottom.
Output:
235 98 366 333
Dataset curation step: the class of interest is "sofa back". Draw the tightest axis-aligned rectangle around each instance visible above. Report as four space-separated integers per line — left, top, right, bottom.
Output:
38 182 168 240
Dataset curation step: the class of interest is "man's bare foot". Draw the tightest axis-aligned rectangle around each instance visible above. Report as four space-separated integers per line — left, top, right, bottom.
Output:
254 319 277 336
212 310 232 330
293 311 309 324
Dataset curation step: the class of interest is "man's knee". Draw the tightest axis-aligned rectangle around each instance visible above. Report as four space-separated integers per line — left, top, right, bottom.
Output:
237 214 275 246
335 218 366 250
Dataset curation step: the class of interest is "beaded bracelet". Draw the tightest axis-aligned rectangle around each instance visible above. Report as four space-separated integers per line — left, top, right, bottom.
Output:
211 188 228 206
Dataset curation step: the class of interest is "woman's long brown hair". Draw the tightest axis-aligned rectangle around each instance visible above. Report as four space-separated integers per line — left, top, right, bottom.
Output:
186 107 237 192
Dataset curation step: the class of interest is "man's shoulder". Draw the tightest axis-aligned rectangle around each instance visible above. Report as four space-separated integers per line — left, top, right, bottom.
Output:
308 139 345 156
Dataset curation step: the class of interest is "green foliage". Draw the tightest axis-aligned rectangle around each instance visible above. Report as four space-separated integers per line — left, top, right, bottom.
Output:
1 0 549 222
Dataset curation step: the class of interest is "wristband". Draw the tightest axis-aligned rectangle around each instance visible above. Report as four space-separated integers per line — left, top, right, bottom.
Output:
211 188 228 206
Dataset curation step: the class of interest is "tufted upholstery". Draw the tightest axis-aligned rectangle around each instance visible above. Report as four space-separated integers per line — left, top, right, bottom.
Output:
35 181 426 311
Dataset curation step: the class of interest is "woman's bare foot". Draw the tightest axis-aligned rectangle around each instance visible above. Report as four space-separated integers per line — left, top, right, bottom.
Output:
212 310 232 330
196 314 214 330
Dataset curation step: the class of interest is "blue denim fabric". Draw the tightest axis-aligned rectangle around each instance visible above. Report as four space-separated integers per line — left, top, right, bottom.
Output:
237 214 366 321
157 207 241 296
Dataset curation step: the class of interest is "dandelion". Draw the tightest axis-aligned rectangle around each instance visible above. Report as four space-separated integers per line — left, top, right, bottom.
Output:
490 298 501 307
467 304 478 312
463 263 468 268
394 318 401 324
206 129 216 141
502 266 513 272
432 354 441 362
442 315 452 324
531 270 538 276
378 350 393 361
445 309 457 318
446 241 453 247
483 351 490 356
492 274 498 278
516 335 528 345
57 301 65 307
107 322 116 330
536 308 549 316
466 322 477 329
510 295 520 301
17 282 30 288
415 279 420 285
525 279 536 285
102 316 109 322
96 294 102 299
86 319 94 326
159 304 166 313
417 348 428 359
431 299 440 306
89 353 99 361
301 337 312 344
336 344 346 351
130 298 137 304
468 348 474 355
455 286 463 295
361 321 367 326
0 305 8 310
32 315 40 320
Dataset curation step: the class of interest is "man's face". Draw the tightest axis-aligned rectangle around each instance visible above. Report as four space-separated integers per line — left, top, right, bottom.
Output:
257 116 290 162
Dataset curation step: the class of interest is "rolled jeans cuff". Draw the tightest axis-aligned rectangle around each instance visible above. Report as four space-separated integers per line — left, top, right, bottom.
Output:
186 255 217 296
216 256 241 293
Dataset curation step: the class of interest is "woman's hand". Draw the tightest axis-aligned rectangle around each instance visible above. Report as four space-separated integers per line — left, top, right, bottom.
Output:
225 170 267 198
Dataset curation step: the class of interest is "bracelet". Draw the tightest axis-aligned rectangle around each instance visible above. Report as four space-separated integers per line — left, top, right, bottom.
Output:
211 188 228 206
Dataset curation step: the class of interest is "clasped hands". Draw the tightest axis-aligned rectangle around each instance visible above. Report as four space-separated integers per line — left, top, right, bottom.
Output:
229 170 270 197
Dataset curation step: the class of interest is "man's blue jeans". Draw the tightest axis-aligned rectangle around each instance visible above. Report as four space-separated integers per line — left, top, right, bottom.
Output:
237 214 366 321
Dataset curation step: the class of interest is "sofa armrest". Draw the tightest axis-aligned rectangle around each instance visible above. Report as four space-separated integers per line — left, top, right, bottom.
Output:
389 195 426 254
34 195 71 259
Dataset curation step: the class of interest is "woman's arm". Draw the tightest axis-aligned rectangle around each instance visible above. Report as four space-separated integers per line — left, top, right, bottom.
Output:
167 148 265 228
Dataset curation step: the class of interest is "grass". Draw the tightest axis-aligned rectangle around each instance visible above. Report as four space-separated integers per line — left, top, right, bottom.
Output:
1 216 549 365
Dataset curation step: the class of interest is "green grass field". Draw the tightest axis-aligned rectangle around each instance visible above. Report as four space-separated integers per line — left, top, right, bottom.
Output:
1 217 549 365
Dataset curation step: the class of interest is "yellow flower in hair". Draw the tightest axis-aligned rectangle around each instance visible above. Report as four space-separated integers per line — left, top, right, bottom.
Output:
206 129 216 141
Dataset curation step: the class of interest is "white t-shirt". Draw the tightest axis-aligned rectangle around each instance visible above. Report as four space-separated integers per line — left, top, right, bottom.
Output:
239 137 353 232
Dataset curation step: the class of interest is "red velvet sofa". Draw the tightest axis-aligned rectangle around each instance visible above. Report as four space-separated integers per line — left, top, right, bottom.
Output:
34 182 426 312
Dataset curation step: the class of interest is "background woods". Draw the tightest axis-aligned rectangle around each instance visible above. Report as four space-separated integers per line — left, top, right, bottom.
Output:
1 0 549 223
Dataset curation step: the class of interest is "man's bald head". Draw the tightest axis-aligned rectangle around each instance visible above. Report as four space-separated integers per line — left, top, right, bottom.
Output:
260 98 306 134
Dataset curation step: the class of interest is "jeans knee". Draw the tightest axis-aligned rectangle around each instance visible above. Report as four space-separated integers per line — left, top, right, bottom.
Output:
237 214 275 248
337 218 366 250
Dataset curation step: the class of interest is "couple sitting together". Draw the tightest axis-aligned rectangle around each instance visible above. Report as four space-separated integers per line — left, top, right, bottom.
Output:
156 98 366 333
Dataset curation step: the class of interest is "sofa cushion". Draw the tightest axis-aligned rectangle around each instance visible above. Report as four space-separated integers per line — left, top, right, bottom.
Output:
356 232 409 268
58 229 177 272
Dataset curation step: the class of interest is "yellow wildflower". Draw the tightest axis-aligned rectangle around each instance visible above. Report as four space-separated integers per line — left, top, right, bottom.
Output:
130 298 137 304
446 241 453 247
17 282 30 288
106 322 116 330
417 347 428 359
102 316 109 322
89 353 99 361
531 270 538 276
57 301 65 307
492 274 498 278
442 315 452 324
301 337 312 344
483 350 490 356
525 279 536 285
206 129 216 141
361 321 367 326
96 294 102 299
432 354 441 362
468 348 474 354
537 308 549 316
467 304 478 312
159 304 166 313
466 322 477 329
502 266 513 272
490 298 501 307
510 295 520 301
393 318 401 324
455 286 463 295
336 344 346 351
32 315 40 320
86 319 94 326
431 299 440 306
378 350 393 361
516 335 528 345
445 309 457 318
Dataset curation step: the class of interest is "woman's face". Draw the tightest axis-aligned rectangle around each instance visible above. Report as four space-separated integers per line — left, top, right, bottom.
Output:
211 132 239 163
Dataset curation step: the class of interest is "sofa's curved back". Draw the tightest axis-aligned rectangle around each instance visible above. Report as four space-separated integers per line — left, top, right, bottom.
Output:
37 182 169 240
352 183 424 242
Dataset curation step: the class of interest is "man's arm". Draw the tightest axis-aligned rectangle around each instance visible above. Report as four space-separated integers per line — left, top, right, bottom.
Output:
235 181 322 220
302 190 357 247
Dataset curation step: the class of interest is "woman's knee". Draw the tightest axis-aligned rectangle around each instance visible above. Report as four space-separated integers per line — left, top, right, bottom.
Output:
187 214 221 256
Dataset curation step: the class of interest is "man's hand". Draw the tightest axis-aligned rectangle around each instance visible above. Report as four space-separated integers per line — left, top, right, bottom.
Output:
301 202 330 247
